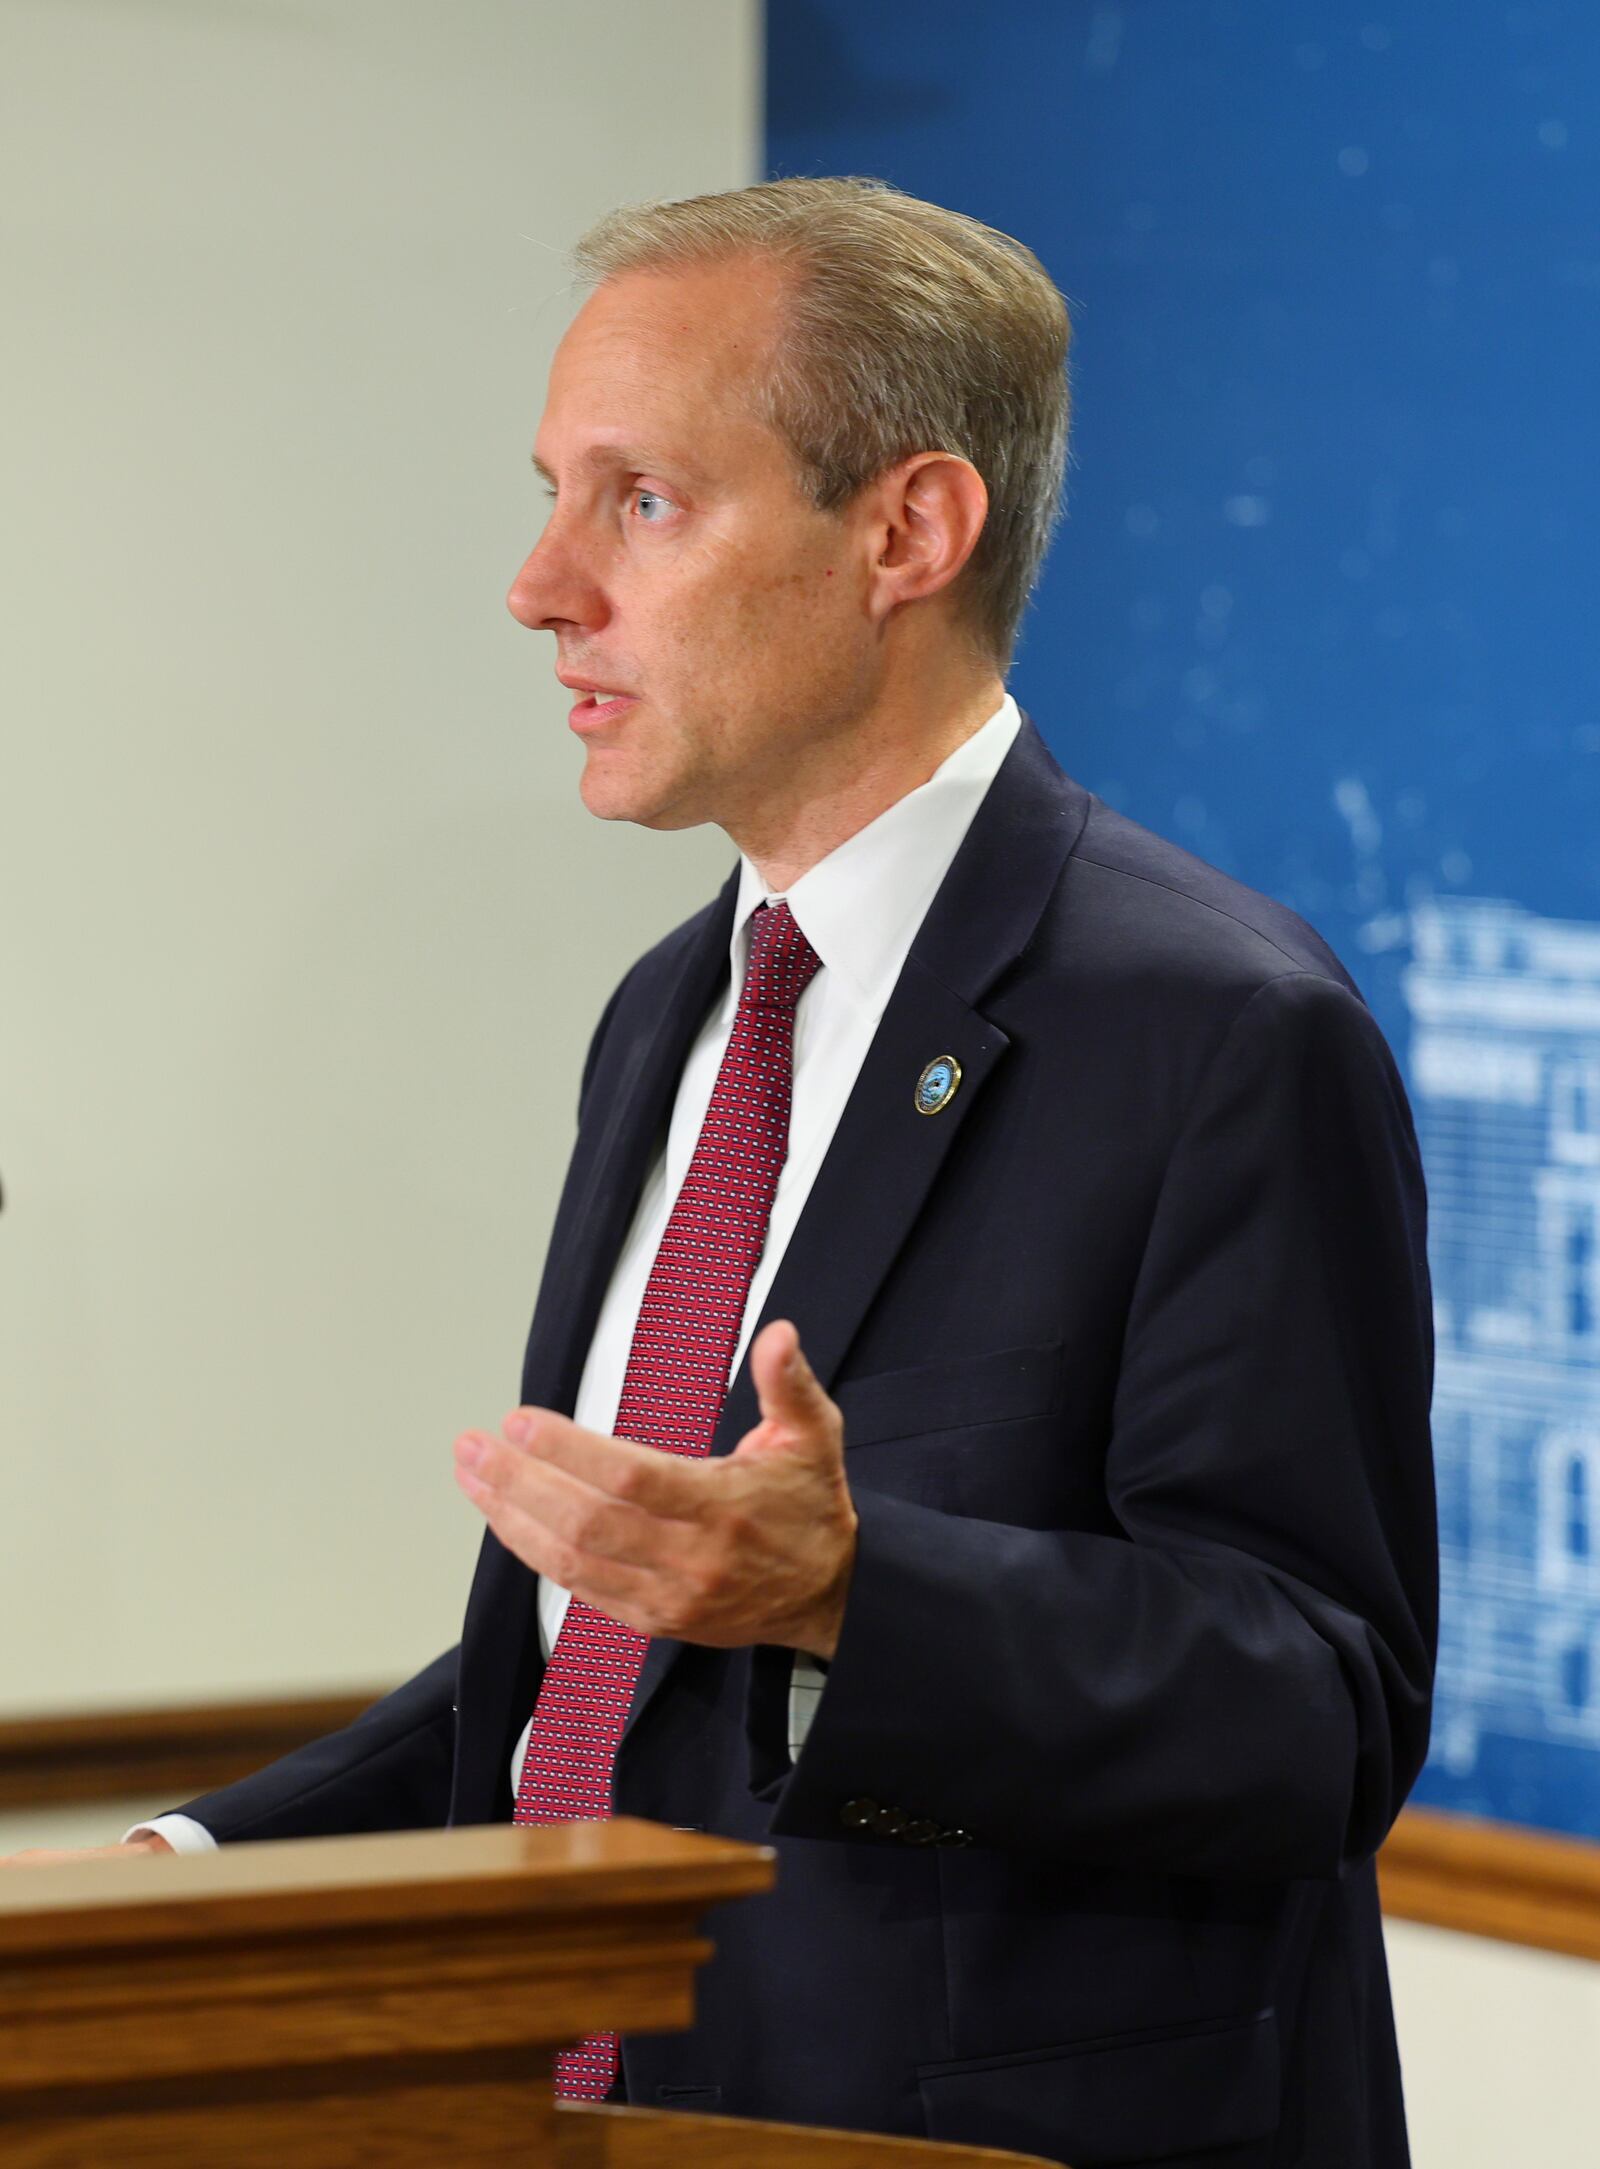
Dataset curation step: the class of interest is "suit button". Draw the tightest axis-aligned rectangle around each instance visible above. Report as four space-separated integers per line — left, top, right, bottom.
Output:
939 1828 974 1848
902 1818 942 1846
871 1804 909 1838
840 1798 880 1831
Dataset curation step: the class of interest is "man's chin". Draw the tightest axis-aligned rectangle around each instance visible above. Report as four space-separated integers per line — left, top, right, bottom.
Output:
577 757 705 832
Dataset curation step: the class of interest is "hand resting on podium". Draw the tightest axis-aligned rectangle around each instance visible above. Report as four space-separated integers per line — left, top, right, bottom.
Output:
0 1834 174 1866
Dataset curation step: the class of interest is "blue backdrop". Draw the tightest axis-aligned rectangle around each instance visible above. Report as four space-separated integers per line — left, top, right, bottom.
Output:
768 0 1600 1840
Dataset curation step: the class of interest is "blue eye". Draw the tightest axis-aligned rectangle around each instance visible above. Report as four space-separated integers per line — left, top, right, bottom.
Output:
633 489 674 522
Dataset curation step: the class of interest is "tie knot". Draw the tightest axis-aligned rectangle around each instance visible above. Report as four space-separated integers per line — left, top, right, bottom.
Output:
743 899 822 1013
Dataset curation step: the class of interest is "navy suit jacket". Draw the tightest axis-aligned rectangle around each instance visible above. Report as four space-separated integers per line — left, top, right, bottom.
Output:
179 716 1437 2169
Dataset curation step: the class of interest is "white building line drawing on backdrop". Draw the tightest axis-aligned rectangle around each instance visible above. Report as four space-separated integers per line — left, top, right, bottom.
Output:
1405 899 1600 1781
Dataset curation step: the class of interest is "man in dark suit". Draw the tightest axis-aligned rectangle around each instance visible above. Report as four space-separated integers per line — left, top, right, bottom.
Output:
100 178 1433 2164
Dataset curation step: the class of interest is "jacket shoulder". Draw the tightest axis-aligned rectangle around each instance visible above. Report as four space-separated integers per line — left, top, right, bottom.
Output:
1061 797 1359 1001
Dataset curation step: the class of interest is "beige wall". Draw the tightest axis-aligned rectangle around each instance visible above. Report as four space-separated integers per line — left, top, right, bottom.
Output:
0 0 754 1714
1386 1919 1600 2165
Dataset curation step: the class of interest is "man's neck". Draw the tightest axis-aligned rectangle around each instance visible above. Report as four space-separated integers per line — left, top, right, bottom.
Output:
730 675 1007 893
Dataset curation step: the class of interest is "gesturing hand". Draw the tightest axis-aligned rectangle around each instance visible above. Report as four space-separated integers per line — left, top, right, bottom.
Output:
453 1319 859 1659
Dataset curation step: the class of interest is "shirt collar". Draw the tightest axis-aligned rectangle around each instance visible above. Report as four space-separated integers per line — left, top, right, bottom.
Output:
728 693 1023 1007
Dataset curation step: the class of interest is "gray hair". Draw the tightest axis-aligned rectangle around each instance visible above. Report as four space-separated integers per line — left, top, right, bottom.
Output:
569 175 1072 675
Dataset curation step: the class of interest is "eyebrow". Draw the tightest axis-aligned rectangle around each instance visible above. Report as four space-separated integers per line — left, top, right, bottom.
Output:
531 444 707 488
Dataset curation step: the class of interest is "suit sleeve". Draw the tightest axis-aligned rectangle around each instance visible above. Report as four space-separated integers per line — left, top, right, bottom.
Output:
766 971 1438 1881
164 1646 459 1842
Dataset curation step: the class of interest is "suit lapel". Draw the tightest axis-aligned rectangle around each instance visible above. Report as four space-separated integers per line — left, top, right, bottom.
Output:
623 715 1091 1733
708 954 1007 1448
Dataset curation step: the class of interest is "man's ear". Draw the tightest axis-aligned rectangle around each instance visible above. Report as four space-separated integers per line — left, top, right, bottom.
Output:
864 451 990 625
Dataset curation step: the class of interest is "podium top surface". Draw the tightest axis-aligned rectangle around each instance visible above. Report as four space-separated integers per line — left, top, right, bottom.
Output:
0 1817 777 1954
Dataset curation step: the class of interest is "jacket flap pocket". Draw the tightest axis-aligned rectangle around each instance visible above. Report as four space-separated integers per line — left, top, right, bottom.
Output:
917 2008 1278 2164
833 1340 1063 1450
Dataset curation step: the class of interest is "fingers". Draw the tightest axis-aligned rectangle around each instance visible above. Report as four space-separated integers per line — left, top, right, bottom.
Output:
455 1435 656 1567
450 1361 853 1649
466 1475 655 1615
452 1408 709 1585
750 1320 838 1443
504 1409 709 1518
451 1415 683 1635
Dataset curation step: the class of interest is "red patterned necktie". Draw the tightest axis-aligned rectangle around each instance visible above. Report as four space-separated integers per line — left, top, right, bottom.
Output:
513 898 822 2099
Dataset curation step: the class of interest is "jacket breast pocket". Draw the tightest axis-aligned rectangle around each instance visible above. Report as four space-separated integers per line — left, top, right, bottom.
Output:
916 2008 1279 2166
831 1340 1063 1452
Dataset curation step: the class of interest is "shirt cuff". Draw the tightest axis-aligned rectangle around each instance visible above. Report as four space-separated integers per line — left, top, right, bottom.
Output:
788 1649 830 1756
122 1813 218 1854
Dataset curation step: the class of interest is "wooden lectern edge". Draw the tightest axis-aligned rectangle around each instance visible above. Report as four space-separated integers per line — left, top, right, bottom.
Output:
0 1819 1076 2166
0 1818 777 1954
0 1821 777 2121
1378 1804 1600 1963
559 2100 1068 2168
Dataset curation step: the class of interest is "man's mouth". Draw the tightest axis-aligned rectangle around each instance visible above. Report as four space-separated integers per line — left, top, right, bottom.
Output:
569 689 640 728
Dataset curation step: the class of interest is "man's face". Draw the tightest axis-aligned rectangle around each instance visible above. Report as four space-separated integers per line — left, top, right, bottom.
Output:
508 256 879 833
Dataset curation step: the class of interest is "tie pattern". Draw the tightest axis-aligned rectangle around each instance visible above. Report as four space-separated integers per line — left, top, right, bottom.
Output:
513 900 821 2099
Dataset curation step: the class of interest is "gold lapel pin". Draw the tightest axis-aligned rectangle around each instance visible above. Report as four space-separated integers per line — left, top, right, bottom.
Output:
913 1054 962 1115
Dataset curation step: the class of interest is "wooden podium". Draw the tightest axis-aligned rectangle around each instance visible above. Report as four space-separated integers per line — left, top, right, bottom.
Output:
0 1819 1060 2167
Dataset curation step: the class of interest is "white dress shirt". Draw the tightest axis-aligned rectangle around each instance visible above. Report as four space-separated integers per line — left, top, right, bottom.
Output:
130 692 1023 1854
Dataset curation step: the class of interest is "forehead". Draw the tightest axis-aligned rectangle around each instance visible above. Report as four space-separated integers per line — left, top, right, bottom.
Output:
535 256 790 475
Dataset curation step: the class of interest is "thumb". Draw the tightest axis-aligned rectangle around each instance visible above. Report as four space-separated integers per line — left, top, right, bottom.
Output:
748 1319 835 1448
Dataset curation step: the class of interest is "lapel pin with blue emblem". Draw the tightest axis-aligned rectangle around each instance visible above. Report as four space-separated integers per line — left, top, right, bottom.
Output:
914 1054 962 1115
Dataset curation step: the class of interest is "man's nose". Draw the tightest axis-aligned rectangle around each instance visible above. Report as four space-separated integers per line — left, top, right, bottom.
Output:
506 525 601 632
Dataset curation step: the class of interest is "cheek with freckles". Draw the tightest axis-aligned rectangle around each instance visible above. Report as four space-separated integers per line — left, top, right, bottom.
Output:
718 551 864 687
